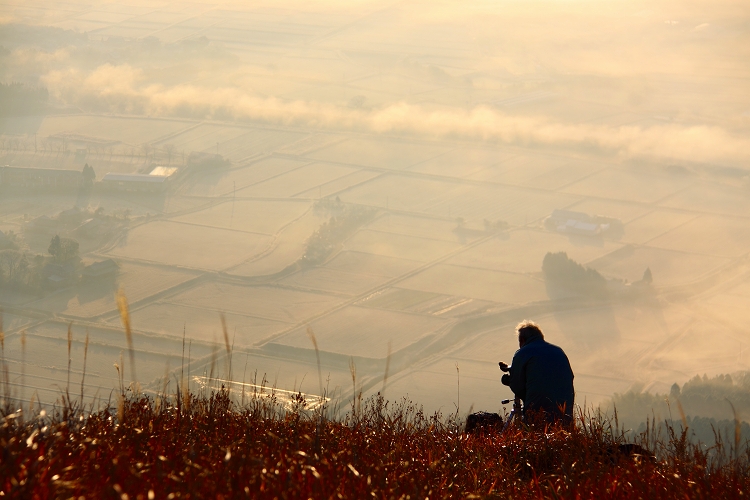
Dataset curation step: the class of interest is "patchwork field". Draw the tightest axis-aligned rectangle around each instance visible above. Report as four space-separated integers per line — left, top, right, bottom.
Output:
165 282 344 325
564 198 652 225
180 157 311 197
561 168 696 204
107 221 272 270
620 210 698 245
154 124 305 161
323 251 422 279
304 138 451 170
446 229 625 274
270 305 450 359
588 246 730 286
343 229 462 262
227 210 326 276
660 184 750 217
277 267 391 296
366 213 480 243
34 115 193 146
406 147 509 178
171 199 310 235
118 302 288 347
27 262 199 319
648 215 750 258
397 263 547 305
292 170 382 199
237 162 360 198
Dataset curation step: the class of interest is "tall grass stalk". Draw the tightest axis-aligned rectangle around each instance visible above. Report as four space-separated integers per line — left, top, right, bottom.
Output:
66 322 72 403
220 313 232 384
116 289 136 385
381 340 391 398
20 329 26 413
80 329 89 406
306 325 323 397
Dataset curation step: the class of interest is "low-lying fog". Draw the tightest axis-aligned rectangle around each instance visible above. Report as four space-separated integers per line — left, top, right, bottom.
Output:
1 0 749 431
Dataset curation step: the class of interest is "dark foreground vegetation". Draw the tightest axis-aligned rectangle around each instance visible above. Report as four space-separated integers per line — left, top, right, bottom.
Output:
2 389 749 499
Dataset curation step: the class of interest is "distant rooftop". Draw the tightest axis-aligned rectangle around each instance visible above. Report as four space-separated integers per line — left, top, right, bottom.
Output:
102 173 167 183
149 166 178 177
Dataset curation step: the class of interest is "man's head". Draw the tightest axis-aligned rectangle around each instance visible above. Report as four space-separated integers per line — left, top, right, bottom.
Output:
516 320 544 347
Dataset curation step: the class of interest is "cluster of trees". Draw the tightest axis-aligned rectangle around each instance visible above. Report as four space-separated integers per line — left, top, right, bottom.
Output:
0 234 80 292
187 152 230 169
0 82 48 115
303 203 377 265
608 372 750 446
48 235 79 262
82 164 96 187
542 251 607 296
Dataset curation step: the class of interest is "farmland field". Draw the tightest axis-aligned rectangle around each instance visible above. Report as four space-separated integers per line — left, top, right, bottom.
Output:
323 251 421 278
165 282 344 325
397 263 547 305
237 162 360 198
107 221 272 270
118 302 288 347
153 124 305 161
564 198 652 224
343 229 463 262
292 170 382 199
277 267 391 296
620 210 698 245
337 174 461 213
26 261 199 319
35 115 193 146
648 215 750 258
227 210 326 276
467 151 571 185
588 246 730 286
366 213 480 243
406 147 510 178
304 138 451 170
425 184 582 226
171 199 310 235
561 168 696 204
179 157 311 197
659 184 750 217
271 305 450 359
446 229 625 274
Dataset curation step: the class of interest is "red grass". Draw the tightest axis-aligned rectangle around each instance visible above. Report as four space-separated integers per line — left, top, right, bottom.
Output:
1 390 749 499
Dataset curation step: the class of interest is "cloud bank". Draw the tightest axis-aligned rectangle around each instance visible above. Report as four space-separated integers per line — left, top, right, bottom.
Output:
41 64 750 166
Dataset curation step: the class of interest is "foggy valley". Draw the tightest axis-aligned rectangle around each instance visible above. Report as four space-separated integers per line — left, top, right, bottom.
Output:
1 0 750 438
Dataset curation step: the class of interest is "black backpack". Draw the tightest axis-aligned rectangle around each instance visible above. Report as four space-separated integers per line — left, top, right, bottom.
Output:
465 412 503 434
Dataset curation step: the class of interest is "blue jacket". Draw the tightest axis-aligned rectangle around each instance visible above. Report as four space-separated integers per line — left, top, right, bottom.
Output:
509 337 575 418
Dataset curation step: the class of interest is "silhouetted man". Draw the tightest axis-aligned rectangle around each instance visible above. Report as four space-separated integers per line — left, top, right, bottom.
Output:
499 320 575 424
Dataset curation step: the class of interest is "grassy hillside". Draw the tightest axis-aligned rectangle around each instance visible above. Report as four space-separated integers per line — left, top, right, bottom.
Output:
1 387 749 498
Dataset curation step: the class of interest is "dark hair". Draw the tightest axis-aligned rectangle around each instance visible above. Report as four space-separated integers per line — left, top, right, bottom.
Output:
516 320 544 343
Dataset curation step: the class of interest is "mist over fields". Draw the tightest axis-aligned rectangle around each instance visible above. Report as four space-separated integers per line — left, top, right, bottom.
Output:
1 0 750 430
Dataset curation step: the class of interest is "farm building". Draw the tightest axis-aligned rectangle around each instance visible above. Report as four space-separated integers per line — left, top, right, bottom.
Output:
42 262 77 289
81 259 119 281
0 166 82 190
74 218 114 238
545 209 609 236
101 173 168 192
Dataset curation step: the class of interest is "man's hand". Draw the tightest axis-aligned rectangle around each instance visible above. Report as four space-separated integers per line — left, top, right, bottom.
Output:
498 361 510 372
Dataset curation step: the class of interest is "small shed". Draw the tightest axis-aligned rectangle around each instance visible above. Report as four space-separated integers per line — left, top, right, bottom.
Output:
81 259 119 281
